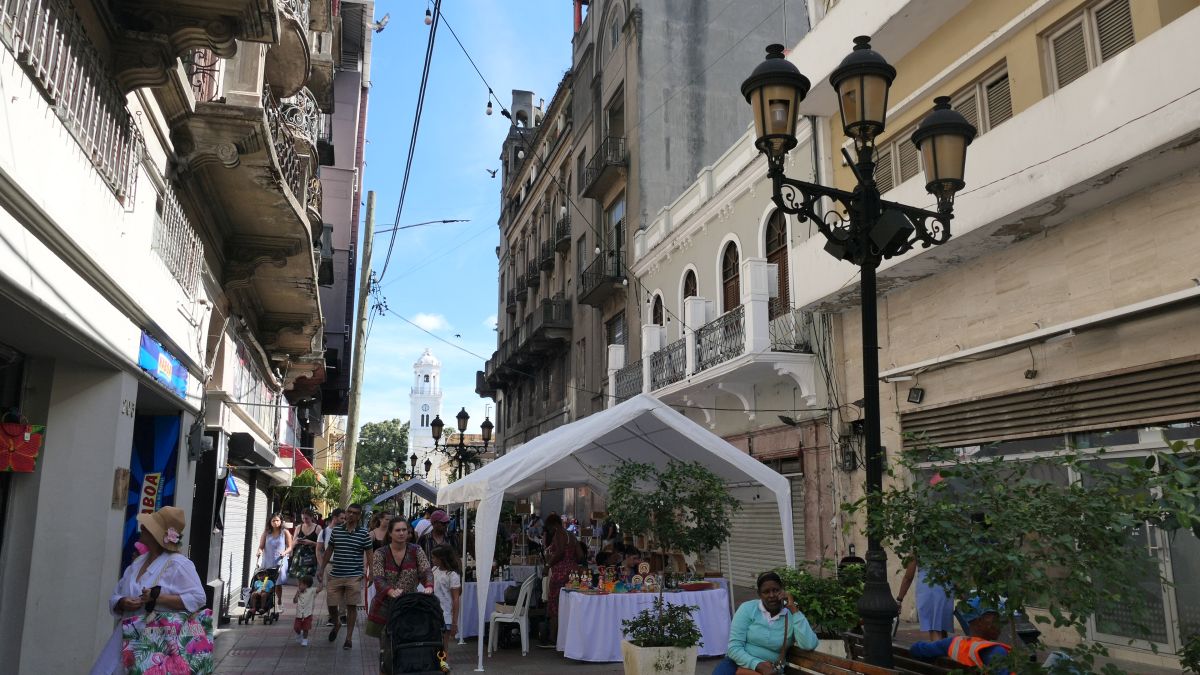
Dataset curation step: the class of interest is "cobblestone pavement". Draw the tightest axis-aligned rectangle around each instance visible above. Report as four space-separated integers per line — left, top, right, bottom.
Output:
213 593 723 674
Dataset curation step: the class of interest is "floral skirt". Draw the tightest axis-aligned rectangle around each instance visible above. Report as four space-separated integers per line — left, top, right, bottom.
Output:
120 609 214 674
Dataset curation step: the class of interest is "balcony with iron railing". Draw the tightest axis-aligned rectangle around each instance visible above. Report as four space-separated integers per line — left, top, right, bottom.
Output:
265 0 312 98
525 262 540 290
581 136 627 198
615 359 643 402
607 260 821 414
539 240 555 271
0 0 144 206
515 274 529 296
526 296 572 351
578 250 624 307
555 214 572 252
506 289 518 315
152 182 205 299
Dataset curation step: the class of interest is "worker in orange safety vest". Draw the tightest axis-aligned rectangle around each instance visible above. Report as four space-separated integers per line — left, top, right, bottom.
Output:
910 596 1012 673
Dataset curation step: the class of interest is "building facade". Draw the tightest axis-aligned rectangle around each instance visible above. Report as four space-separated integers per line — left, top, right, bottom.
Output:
0 1 369 670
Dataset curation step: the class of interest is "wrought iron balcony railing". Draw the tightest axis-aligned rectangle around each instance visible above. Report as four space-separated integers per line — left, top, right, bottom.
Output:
526 262 540 290
152 180 205 298
184 48 223 103
768 299 815 353
262 84 306 204
615 359 643 401
554 214 571 252
1 0 143 205
578 250 623 305
281 87 322 150
515 274 528 296
281 0 310 32
649 338 686 390
539 240 554 271
506 289 518 314
582 136 627 197
696 305 746 372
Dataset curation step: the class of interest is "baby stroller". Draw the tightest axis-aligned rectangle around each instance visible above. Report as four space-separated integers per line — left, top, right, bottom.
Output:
384 594 447 674
238 567 280 625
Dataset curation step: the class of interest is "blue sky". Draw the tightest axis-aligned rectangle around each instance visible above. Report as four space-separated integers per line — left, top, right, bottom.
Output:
357 1 574 432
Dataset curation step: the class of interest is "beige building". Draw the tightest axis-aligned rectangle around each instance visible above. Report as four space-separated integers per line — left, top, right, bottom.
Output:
785 0 1199 667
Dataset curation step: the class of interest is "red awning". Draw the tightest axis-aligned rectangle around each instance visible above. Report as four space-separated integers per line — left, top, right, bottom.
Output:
278 445 315 474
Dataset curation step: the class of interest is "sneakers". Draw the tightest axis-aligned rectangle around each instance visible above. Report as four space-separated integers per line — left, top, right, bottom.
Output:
325 617 335 627
301 638 309 647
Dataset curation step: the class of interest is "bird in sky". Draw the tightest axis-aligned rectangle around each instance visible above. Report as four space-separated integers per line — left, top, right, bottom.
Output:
486 169 497 178
372 13 390 33
454 334 462 338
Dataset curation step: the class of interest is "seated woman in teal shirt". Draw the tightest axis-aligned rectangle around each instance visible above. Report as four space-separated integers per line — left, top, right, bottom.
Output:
713 571 820 675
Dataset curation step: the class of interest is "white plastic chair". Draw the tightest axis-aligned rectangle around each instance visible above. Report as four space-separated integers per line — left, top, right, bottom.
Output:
487 575 537 656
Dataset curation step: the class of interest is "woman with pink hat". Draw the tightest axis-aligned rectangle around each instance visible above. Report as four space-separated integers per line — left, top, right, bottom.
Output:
89 506 210 675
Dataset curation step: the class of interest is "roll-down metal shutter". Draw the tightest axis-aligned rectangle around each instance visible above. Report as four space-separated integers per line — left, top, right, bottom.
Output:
220 475 249 612
250 481 269 572
724 476 806 591
901 358 1200 450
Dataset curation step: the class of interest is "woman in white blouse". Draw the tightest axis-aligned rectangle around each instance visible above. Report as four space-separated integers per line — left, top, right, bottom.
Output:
89 506 207 675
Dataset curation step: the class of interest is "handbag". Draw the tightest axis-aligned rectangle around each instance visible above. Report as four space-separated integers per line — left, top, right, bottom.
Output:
734 608 791 675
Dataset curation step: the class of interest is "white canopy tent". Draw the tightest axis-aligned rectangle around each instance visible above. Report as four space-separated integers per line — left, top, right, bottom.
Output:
437 394 796 671
371 477 439 507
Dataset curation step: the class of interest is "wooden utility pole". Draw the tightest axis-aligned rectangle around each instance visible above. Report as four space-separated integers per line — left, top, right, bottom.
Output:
340 191 375 508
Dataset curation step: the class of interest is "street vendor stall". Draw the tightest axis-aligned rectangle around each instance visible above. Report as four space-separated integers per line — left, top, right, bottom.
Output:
437 394 797 671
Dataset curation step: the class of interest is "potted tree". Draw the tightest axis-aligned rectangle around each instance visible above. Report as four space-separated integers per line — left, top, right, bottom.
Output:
773 560 863 656
608 460 740 675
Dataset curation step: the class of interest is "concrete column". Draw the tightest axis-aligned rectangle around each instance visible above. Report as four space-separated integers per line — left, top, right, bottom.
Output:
641 324 664 393
606 344 625 409
742 258 773 353
683 296 708 376
17 365 139 674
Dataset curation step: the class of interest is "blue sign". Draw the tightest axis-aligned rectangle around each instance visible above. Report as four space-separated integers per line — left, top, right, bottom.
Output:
122 415 180 568
138 332 188 399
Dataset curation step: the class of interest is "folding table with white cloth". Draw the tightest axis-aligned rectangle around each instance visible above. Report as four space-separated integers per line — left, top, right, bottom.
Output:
437 394 798 672
555 587 731 662
457 580 516 639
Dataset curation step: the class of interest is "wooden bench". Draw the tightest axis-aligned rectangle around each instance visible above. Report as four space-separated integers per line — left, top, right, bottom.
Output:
784 646 898 674
842 633 975 675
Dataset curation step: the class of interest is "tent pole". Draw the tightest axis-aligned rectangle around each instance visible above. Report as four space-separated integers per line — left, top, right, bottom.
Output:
725 544 735 614
460 503 468 646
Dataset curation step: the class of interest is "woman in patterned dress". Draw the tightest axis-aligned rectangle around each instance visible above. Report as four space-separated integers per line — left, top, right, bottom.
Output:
367 518 433 672
541 514 578 647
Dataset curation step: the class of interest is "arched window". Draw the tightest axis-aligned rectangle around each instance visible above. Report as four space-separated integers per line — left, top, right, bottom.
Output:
765 211 789 319
610 12 623 49
683 269 697 301
652 294 664 326
424 375 430 383
721 243 740 313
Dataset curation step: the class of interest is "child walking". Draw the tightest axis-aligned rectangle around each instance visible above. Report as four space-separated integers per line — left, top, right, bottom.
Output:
293 575 317 647
430 545 462 657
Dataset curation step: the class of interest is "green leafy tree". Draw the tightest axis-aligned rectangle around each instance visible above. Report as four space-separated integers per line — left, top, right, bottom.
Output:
843 436 1200 673
772 560 864 638
609 460 740 650
322 467 371 507
354 419 411 494
278 468 324 516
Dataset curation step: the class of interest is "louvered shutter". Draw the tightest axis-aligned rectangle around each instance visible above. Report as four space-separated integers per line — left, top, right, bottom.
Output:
953 91 979 132
874 146 895 193
896 131 920 183
900 358 1200 450
984 74 1013 128
1051 22 1089 89
221 474 249 612
1095 0 1134 62
722 477 806 590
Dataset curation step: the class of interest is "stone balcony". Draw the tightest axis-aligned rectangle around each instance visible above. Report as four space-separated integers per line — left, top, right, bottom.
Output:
110 0 281 57
171 44 325 391
581 136 627 199
607 259 822 427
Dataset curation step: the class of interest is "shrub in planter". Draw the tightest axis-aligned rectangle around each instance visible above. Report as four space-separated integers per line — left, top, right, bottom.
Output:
772 561 863 639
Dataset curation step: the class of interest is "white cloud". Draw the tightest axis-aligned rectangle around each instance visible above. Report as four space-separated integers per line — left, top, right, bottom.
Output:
483 314 497 329
412 313 451 331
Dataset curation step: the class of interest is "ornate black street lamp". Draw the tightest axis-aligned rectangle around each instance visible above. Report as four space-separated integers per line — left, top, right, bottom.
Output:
431 407 494 481
743 39 975 667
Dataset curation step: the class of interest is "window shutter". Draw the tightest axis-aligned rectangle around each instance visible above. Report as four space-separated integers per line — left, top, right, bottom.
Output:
953 90 980 132
896 132 920 183
984 74 1013 128
874 146 894 193
1051 22 1089 89
1094 0 1134 63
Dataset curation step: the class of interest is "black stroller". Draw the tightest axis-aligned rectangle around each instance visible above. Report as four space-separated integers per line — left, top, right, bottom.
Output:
383 594 448 674
238 567 280 625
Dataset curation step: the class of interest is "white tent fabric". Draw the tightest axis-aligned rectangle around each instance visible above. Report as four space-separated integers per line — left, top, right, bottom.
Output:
437 394 796 671
371 477 439 506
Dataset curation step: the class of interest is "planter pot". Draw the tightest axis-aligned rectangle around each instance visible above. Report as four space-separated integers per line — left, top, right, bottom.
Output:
620 640 698 675
815 638 847 658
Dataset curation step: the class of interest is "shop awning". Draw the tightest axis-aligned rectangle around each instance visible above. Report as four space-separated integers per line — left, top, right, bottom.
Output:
278 444 315 474
372 477 439 506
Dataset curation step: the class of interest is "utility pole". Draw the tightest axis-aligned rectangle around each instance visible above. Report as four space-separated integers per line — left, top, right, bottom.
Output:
340 191 375 508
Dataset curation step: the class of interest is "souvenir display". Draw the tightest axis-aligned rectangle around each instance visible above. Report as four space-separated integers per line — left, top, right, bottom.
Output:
637 561 650 576
631 574 643 590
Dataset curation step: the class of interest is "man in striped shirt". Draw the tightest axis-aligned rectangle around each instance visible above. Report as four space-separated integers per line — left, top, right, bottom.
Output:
319 503 372 649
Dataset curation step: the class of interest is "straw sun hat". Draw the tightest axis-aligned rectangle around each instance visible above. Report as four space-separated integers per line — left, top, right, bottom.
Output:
137 506 187 552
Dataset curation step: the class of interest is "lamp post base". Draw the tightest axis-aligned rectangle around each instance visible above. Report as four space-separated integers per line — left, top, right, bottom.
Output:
857 548 897 667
